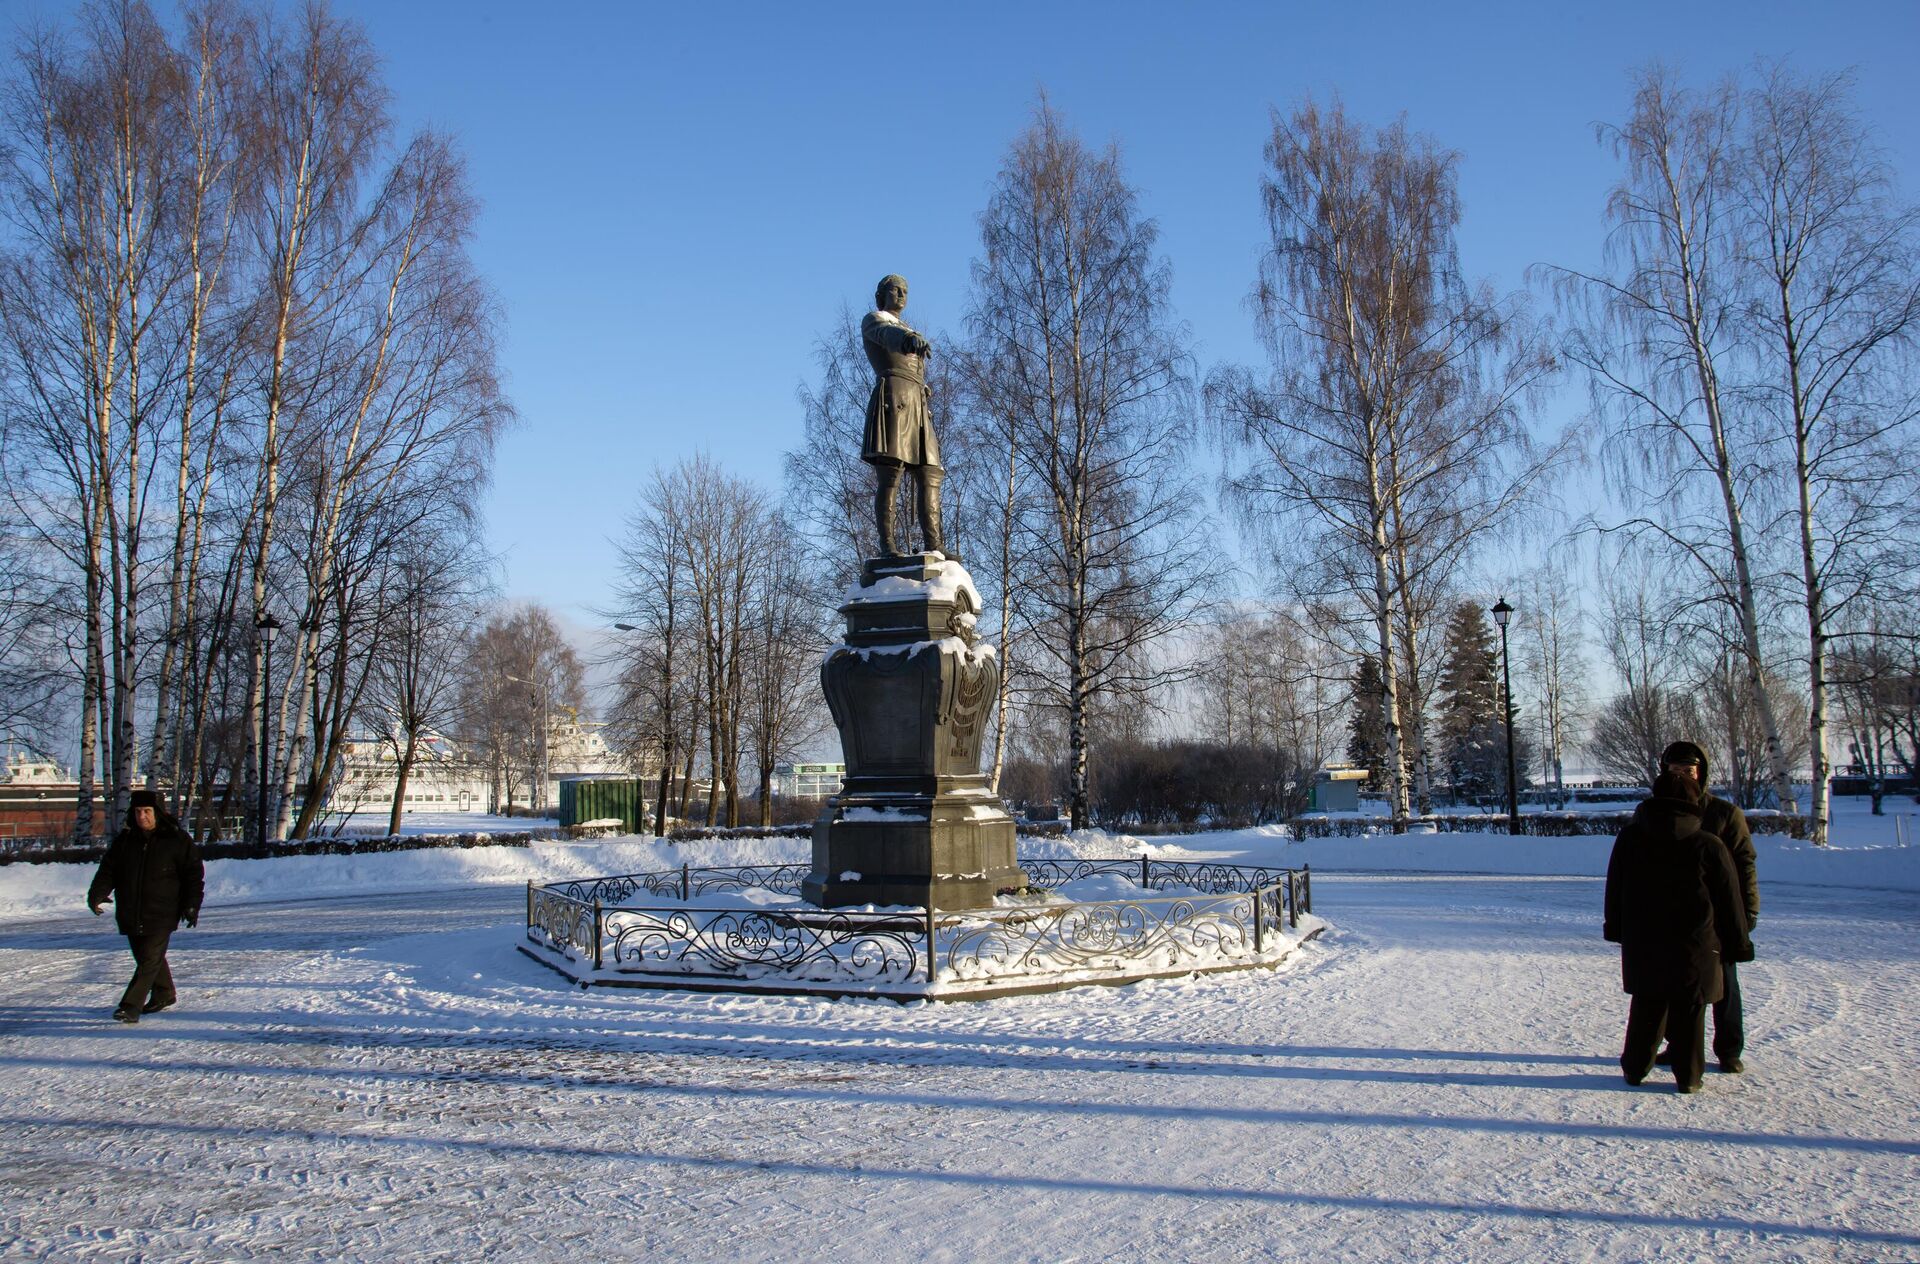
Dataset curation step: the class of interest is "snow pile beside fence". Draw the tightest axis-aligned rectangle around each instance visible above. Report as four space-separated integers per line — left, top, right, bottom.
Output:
0 828 566 867
1286 828 1920 891
0 833 811 925
7 821 1909 925
1290 810 1810 839
1011 829 1219 861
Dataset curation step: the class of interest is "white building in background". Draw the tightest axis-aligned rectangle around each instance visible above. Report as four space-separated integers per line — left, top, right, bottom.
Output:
772 761 844 799
332 714 628 818
2 751 66 784
539 714 624 809
545 716 621 779
331 731 491 817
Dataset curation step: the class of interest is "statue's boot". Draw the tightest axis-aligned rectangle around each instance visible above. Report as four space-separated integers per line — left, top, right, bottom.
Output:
918 469 951 559
874 465 902 556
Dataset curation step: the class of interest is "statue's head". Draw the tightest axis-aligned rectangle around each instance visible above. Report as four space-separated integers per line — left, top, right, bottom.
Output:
875 274 908 312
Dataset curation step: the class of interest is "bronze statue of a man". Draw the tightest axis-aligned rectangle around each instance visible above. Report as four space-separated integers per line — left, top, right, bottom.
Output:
861 274 945 556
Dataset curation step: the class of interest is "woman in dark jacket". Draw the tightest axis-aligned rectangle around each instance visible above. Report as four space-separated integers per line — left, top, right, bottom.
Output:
1603 771 1753 1093
87 789 203 1023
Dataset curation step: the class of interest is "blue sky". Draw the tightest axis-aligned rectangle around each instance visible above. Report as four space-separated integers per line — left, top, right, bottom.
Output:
39 1 1920 627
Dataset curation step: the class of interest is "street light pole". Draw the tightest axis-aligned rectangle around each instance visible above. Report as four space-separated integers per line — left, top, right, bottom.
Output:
257 611 281 843
1491 597 1519 835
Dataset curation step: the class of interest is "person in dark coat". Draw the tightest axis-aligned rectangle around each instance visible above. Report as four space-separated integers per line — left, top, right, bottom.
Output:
87 789 203 1023
1656 740 1758 1073
1603 771 1753 1093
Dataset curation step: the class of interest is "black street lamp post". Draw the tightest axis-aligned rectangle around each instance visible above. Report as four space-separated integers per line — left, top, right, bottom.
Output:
257 611 281 843
1491 597 1520 835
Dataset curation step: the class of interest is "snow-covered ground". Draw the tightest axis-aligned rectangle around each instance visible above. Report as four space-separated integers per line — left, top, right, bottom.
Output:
0 800 1915 1260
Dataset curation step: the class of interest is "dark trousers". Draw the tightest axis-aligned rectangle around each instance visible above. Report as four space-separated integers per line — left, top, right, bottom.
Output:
119 930 175 1012
1712 961 1744 1063
1622 992 1705 1089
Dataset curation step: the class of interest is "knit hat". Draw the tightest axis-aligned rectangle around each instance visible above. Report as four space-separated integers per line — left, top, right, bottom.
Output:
129 789 160 810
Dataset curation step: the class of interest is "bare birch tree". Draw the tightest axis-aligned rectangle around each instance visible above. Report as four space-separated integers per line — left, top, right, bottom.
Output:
1513 554 1590 807
237 2 391 838
1552 68 1802 816
610 475 695 835
0 1 182 833
457 603 583 816
0 1 508 841
365 525 486 836
965 100 1214 829
1732 64 1920 843
1211 97 1557 826
742 522 824 824
146 0 252 802
1588 552 1699 785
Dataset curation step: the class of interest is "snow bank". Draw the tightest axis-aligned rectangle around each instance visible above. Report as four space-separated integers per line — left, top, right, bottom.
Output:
1274 829 1920 891
10 818 1906 926
0 834 809 926
1013 829 1216 862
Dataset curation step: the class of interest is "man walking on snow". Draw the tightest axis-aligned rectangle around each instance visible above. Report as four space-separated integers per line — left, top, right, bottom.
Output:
88 789 203 1023
1655 740 1758 1074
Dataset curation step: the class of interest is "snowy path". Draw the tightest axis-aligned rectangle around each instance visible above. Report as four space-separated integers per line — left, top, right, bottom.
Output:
1 875 1914 1262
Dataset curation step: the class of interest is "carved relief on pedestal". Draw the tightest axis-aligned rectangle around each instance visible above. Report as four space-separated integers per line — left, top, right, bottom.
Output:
944 652 995 764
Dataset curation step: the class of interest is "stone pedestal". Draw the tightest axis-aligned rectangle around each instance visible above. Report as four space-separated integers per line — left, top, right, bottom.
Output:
802 553 1026 911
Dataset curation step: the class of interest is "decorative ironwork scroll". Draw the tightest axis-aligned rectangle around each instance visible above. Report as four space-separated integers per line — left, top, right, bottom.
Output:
936 892 1258 983
1016 857 1142 889
528 888 596 959
605 907 924 985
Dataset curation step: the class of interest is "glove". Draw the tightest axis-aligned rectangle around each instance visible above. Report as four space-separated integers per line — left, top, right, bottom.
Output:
90 903 105 917
182 909 199 929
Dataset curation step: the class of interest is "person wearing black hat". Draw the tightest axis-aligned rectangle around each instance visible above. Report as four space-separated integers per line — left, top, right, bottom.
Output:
1656 740 1758 1073
1604 771 1753 1092
87 790 203 1023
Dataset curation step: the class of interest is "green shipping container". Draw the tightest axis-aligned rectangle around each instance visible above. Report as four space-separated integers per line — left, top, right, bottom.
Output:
558 777 647 834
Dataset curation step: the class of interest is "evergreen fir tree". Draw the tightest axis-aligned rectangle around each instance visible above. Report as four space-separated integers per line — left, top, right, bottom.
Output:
1434 601 1539 805
1346 656 1387 790
1436 602 1506 802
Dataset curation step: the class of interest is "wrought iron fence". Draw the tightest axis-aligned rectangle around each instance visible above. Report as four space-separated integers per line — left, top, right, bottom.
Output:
524 856 1313 998
552 863 811 906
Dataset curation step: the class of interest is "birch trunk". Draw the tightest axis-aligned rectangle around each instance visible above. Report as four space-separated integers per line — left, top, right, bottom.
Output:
1656 140 1800 815
989 418 1017 794
1770 271 1832 843
1368 522 1409 825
